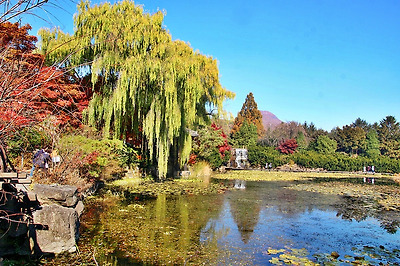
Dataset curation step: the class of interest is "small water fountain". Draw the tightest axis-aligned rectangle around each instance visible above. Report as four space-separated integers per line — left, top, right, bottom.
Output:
233 148 248 169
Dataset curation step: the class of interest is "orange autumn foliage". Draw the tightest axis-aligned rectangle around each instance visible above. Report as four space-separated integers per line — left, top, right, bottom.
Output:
0 22 90 139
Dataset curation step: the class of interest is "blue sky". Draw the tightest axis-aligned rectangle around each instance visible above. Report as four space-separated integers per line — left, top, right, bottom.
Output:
23 0 400 131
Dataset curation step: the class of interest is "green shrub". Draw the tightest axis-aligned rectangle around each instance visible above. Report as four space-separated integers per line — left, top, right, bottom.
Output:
35 134 128 189
248 146 400 173
118 143 140 169
248 145 286 168
59 135 125 180
205 148 223 170
289 151 400 173
7 127 52 169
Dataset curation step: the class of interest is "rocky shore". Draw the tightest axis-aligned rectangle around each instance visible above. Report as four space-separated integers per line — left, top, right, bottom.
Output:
0 183 84 257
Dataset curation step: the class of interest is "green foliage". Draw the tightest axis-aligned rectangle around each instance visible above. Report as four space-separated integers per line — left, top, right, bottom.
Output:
312 135 337 154
247 145 285 168
335 125 366 155
351 117 371 131
39 0 234 178
7 127 50 159
290 151 400 173
303 121 327 141
193 124 230 169
118 143 139 169
56 134 125 182
205 148 223 169
247 145 400 173
295 131 308 151
231 120 258 148
378 116 400 158
365 130 380 158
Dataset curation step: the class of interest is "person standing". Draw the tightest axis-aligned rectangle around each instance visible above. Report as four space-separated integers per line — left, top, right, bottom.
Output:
30 149 51 176
51 149 61 167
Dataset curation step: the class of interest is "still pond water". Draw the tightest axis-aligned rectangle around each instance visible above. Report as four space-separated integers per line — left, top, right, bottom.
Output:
82 179 400 265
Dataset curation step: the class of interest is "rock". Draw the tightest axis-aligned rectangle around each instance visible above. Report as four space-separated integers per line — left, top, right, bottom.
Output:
32 204 79 254
26 191 38 202
33 184 78 207
75 200 85 217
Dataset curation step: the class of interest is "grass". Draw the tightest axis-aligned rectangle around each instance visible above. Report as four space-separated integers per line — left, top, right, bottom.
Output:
212 170 382 182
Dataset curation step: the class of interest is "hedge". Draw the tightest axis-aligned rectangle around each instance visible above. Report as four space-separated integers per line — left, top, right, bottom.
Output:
248 145 400 173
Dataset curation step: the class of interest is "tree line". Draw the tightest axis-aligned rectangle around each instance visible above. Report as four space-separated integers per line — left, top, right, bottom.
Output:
223 92 400 173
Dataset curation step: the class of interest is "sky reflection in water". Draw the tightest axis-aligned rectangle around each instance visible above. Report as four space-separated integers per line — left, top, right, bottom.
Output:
200 181 400 264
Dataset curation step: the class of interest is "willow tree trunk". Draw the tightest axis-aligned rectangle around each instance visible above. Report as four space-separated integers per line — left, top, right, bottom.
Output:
167 140 180 178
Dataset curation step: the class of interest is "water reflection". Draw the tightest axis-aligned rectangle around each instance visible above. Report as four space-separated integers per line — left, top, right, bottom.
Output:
204 180 400 264
228 181 261 243
81 180 400 265
233 179 246 189
335 194 400 234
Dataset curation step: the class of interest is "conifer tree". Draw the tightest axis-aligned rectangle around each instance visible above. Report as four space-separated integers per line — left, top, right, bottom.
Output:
313 135 337 154
231 120 257 148
296 131 308 151
231 92 264 138
365 130 380 158
377 116 400 158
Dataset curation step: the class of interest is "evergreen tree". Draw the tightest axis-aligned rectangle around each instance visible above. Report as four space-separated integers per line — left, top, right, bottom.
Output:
313 135 337 154
303 121 327 141
334 125 366 155
231 92 264 137
351 118 371 131
231 121 258 148
365 130 380 158
296 131 308 151
39 1 234 178
377 116 400 158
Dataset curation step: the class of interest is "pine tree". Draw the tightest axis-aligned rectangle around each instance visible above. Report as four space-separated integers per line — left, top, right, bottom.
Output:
231 92 264 138
365 130 380 158
231 120 258 148
313 135 337 154
296 131 308 151
377 116 400 158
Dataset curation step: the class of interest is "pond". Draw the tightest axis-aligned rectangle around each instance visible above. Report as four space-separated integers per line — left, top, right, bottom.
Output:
80 178 400 265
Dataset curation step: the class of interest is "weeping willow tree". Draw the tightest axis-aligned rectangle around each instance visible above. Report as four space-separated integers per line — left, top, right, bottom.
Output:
39 0 234 178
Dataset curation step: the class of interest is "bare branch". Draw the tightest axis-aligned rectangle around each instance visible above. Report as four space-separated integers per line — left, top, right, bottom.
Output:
0 0 50 22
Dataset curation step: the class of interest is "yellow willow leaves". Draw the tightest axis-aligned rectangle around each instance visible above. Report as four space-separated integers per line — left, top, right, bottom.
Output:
39 0 234 178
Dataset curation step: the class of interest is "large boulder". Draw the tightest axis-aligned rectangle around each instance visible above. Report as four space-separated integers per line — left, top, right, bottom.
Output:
32 204 79 254
33 184 78 207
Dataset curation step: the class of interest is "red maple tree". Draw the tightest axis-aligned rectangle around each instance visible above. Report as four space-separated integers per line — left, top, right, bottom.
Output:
211 122 231 158
0 22 90 171
276 139 298 154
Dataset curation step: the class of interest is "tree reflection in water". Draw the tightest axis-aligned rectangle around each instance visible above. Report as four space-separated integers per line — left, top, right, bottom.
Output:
80 179 400 265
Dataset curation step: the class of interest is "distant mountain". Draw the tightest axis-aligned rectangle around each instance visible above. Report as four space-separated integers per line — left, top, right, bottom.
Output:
260 110 282 129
